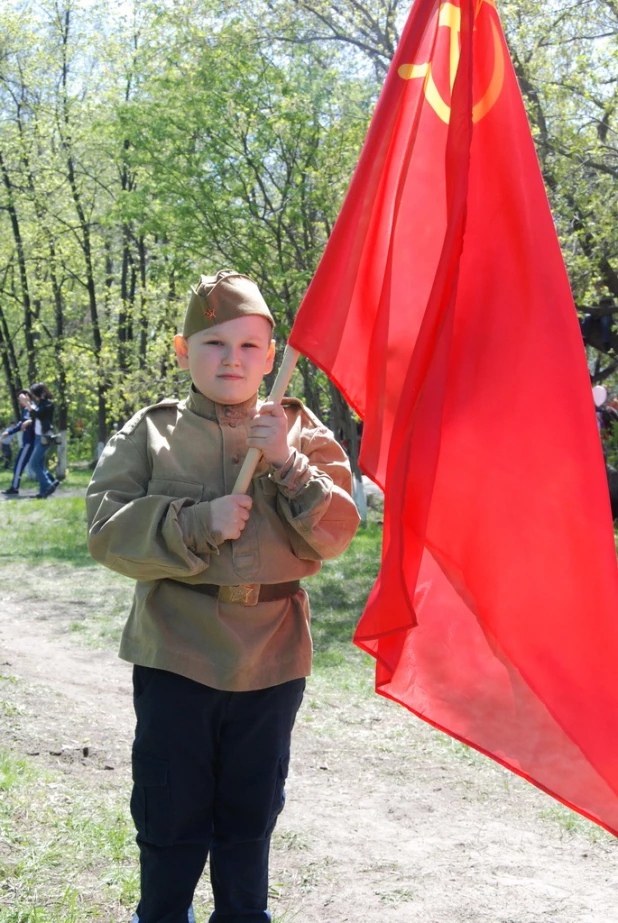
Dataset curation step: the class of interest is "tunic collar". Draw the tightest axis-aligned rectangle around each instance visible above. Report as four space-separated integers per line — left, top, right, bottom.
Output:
185 386 259 424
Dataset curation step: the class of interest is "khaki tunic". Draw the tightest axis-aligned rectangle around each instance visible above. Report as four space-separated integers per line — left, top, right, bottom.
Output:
86 388 360 691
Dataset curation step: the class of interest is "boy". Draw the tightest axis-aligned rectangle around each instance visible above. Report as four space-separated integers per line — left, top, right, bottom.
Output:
86 270 360 923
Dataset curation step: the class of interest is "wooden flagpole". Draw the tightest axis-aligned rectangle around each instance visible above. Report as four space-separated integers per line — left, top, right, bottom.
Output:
231 345 301 495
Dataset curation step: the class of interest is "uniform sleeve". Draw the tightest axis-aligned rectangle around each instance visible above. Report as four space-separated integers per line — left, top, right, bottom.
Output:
270 423 360 561
86 428 221 581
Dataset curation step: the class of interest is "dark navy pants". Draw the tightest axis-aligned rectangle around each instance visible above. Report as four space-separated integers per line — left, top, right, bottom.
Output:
10 440 33 490
131 666 305 923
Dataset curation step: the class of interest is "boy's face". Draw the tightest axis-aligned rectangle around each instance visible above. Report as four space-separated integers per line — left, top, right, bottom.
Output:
174 315 275 405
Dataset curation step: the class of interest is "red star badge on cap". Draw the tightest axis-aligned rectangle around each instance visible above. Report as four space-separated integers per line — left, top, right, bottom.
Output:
205 308 216 321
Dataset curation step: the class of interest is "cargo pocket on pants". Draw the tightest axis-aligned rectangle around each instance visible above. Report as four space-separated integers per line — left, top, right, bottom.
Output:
265 754 290 836
130 751 174 847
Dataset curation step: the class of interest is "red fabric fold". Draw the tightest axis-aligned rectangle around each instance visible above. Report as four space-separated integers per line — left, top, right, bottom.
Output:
289 0 618 834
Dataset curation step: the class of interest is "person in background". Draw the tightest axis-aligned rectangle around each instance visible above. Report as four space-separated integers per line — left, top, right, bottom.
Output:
2 390 35 498
26 383 59 500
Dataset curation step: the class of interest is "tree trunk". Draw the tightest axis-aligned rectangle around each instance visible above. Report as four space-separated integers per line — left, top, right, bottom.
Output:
607 464 618 520
0 288 23 417
297 356 323 417
59 6 107 448
118 228 133 372
0 150 36 383
328 381 366 522
138 235 148 368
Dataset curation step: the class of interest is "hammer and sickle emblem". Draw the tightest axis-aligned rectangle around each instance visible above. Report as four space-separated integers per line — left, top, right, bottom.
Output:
398 0 505 124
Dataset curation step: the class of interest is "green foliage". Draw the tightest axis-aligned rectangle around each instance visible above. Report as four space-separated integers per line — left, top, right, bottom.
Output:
500 0 618 305
1 0 617 436
0 0 374 436
605 420 618 467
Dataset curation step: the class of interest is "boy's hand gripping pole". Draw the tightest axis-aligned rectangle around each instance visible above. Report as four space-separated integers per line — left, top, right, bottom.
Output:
231 346 300 495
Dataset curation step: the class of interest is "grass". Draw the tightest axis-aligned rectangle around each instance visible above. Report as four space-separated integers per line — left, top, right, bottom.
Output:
0 498 91 566
538 803 614 843
0 748 138 923
306 522 381 666
0 465 93 566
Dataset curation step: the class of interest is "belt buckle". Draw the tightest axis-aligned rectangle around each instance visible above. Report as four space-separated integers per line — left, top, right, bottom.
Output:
218 583 260 606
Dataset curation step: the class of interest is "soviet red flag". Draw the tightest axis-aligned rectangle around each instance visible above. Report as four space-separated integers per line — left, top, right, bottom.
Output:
289 0 618 833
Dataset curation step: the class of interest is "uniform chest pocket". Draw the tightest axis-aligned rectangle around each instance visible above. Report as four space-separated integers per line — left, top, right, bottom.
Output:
258 474 278 502
147 478 203 502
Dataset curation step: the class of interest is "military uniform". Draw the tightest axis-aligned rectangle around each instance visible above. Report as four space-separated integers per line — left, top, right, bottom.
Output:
86 384 360 923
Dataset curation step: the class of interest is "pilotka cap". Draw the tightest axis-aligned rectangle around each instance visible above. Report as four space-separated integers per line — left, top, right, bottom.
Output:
183 270 275 339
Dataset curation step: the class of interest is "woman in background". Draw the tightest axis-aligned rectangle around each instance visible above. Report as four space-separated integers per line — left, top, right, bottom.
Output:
27 383 59 500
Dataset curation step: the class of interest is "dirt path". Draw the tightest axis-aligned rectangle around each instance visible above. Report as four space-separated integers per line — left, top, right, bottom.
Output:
1 600 617 923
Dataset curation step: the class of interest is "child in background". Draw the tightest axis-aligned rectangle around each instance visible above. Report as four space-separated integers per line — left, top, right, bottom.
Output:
2 390 35 498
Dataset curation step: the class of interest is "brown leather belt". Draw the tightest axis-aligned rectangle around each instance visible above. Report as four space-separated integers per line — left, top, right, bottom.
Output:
194 580 301 606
